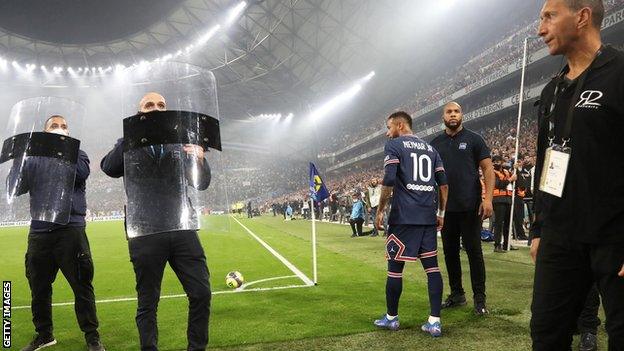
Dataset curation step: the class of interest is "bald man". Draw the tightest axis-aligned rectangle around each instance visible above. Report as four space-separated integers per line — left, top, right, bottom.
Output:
100 93 211 351
430 101 495 315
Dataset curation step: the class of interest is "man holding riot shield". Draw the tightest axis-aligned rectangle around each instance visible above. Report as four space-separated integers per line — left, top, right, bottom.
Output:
101 89 218 351
0 97 105 351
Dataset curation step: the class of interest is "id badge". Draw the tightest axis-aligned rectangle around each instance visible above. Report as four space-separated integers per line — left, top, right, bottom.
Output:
539 146 570 198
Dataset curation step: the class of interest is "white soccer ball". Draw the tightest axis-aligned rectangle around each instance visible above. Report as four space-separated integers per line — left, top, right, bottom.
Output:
225 271 244 289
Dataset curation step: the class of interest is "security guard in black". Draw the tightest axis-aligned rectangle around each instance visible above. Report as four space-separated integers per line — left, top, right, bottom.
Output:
530 45 624 350
431 114 493 313
532 45 624 244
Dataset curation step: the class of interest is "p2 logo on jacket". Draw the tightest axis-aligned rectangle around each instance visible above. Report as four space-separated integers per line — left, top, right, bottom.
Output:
575 90 603 109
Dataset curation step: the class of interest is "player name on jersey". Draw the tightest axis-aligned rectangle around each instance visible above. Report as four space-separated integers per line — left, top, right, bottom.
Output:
402 140 433 152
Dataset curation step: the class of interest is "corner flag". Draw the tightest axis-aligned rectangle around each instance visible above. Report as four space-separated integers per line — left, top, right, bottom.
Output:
309 162 329 202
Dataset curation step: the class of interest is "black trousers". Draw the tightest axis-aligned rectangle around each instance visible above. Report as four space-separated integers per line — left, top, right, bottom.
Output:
128 231 211 351
441 210 487 302
349 218 364 236
493 202 511 248
25 226 99 343
512 196 527 240
578 284 601 335
531 235 624 351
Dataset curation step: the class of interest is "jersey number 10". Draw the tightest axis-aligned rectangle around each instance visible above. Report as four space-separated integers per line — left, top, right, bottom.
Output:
410 153 432 182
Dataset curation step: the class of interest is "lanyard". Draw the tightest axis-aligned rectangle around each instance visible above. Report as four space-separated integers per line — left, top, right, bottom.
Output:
547 48 602 147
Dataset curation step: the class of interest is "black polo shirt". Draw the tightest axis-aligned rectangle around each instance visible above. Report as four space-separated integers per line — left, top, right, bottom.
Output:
431 128 491 212
532 45 624 244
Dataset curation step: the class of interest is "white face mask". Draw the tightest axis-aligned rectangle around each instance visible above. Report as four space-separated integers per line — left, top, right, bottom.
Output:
48 128 69 136
353 198 358 203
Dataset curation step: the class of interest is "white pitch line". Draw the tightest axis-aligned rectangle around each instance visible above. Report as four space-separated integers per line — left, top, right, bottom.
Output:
230 216 315 286
12 284 313 310
237 275 297 291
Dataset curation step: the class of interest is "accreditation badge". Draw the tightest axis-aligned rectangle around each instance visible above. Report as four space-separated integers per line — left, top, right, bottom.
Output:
539 146 570 198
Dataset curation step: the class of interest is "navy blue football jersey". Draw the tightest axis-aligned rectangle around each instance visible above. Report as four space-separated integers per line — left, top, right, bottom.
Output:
383 135 446 225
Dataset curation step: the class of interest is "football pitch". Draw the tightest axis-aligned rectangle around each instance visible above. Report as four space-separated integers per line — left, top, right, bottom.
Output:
1 215 607 350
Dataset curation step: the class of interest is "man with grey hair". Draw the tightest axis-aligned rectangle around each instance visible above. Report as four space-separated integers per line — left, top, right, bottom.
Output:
531 0 624 349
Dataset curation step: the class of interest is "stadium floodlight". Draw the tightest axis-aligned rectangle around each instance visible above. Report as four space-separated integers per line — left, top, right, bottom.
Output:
284 113 294 123
195 25 221 46
67 67 80 78
0 1 245 76
309 70 375 121
363 71 376 81
255 113 282 120
310 84 361 120
225 1 247 26
26 64 37 73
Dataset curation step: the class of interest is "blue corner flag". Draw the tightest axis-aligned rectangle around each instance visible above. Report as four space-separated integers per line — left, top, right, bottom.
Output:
309 162 330 202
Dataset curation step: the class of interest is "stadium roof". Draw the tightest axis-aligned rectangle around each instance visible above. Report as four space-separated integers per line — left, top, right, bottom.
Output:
0 0 540 121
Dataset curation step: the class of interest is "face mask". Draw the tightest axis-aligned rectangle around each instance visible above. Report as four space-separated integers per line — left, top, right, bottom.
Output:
48 128 69 136
353 199 358 203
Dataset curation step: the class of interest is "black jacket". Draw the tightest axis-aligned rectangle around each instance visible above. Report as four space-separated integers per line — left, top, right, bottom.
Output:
532 46 624 243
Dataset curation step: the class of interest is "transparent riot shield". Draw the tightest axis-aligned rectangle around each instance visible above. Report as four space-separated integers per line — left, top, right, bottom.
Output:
121 62 228 238
0 97 85 224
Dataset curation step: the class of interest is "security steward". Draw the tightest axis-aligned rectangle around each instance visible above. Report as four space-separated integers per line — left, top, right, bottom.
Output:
530 0 624 349
101 93 212 351
430 101 495 315
19 116 105 351
514 156 532 241
492 155 516 253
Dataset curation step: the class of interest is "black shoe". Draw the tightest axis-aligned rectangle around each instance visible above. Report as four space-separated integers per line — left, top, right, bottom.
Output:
441 294 467 309
370 233 379 237
87 340 106 351
506 245 519 251
474 301 489 315
351 234 357 237
579 332 597 351
21 334 57 351
494 246 505 253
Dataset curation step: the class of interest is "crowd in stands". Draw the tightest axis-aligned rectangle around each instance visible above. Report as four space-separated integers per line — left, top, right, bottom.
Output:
318 0 624 157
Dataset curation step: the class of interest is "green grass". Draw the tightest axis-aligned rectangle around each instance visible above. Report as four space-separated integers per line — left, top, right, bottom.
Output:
1 216 607 350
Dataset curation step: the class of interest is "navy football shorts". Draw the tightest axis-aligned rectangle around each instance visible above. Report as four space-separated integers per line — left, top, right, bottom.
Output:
385 225 438 262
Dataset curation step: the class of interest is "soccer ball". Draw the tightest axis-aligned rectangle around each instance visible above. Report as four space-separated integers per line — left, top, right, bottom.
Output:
225 271 244 289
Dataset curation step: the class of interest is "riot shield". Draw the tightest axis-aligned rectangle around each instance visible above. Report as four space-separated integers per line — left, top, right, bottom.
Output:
0 97 85 224
121 62 228 238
